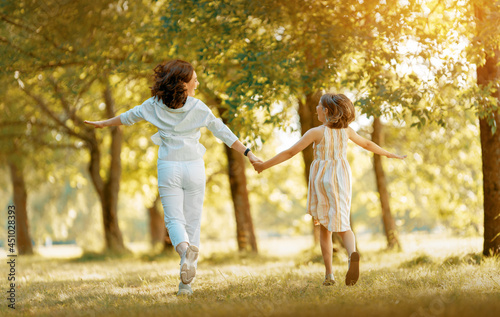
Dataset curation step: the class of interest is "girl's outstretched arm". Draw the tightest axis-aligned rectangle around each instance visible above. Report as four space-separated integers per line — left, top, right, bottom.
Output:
254 127 323 173
84 116 123 128
347 127 406 159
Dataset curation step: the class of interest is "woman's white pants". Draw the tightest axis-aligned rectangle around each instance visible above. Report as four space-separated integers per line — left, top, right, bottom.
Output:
157 158 205 250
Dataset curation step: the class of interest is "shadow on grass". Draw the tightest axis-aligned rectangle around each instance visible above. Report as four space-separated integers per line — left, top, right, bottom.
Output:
400 252 484 269
140 250 179 262
69 250 136 263
69 249 179 263
442 253 482 266
399 254 434 268
200 251 280 266
294 247 345 266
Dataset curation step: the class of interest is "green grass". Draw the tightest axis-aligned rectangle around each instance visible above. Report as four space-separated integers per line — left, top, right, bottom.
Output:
1 234 499 316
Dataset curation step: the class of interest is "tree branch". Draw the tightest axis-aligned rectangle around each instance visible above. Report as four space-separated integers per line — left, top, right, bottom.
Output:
102 79 123 189
48 76 73 117
0 36 44 61
0 14 73 54
206 168 226 185
73 76 99 125
20 83 92 143
0 120 59 130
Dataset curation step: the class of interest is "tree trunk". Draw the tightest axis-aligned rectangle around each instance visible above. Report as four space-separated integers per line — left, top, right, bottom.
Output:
148 195 173 252
475 5 500 257
297 91 323 245
371 117 401 250
216 105 258 252
103 84 128 253
7 160 33 255
86 84 128 254
164 231 173 251
223 145 259 252
148 196 164 246
477 52 500 257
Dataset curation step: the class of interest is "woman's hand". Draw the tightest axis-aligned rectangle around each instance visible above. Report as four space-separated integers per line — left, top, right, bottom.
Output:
247 152 265 173
387 153 407 159
247 152 263 165
84 120 105 128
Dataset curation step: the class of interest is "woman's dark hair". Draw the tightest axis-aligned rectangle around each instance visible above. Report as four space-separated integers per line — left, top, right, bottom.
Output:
320 93 356 129
151 60 194 109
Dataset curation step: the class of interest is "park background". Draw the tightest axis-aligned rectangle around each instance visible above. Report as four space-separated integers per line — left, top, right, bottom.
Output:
0 0 499 316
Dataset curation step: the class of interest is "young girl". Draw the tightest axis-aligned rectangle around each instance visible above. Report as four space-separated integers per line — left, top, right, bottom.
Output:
253 93 406 286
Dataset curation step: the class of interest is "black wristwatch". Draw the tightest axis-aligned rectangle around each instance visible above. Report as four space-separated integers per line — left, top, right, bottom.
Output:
244 148 251 156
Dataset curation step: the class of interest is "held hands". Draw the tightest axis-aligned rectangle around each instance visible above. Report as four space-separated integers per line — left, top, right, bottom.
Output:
252 162 265 173
84 120 105 128
246 152 265 173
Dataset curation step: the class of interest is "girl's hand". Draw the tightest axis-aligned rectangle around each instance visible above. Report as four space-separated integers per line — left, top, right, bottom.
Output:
387 153 407 159
252 162 265 173
84 120 105 128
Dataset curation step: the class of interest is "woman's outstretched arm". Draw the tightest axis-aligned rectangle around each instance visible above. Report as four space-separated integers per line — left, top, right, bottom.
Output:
84 116 123 128
347 127 406 159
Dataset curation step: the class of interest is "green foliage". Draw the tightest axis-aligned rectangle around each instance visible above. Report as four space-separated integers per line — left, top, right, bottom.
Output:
387 114 482 234
159 0 292 143
1 0 494 247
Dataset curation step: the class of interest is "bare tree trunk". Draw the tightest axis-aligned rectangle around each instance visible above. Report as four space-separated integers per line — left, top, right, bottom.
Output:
148 195 173 252
297 91 323 245
371 117 401 250
477 52 500 257
86 83 128 254
104 83 128 253
87 142 127 253
21 76 128 254
149 196 164 246
163 228 174 251
7 160 33 255
224 145 258 252
475 6 500 257
202 96 258 253
215 106 258 253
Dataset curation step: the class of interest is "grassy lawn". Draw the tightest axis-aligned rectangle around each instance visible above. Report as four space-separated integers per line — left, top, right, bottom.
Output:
1 234 499 317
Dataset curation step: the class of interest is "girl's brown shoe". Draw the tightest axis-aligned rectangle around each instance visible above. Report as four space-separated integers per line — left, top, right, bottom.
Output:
345 252 360 286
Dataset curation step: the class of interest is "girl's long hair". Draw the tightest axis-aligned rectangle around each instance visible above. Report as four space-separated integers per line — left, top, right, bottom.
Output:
150 60 194 109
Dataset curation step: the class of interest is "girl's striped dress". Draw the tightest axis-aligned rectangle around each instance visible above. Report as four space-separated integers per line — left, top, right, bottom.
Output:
307 127 352 232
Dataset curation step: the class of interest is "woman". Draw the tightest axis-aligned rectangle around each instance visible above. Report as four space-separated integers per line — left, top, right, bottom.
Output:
84 60 261 296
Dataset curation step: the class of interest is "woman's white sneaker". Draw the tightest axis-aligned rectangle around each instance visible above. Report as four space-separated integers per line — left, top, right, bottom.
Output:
177 282 193 296
180 245 199 284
